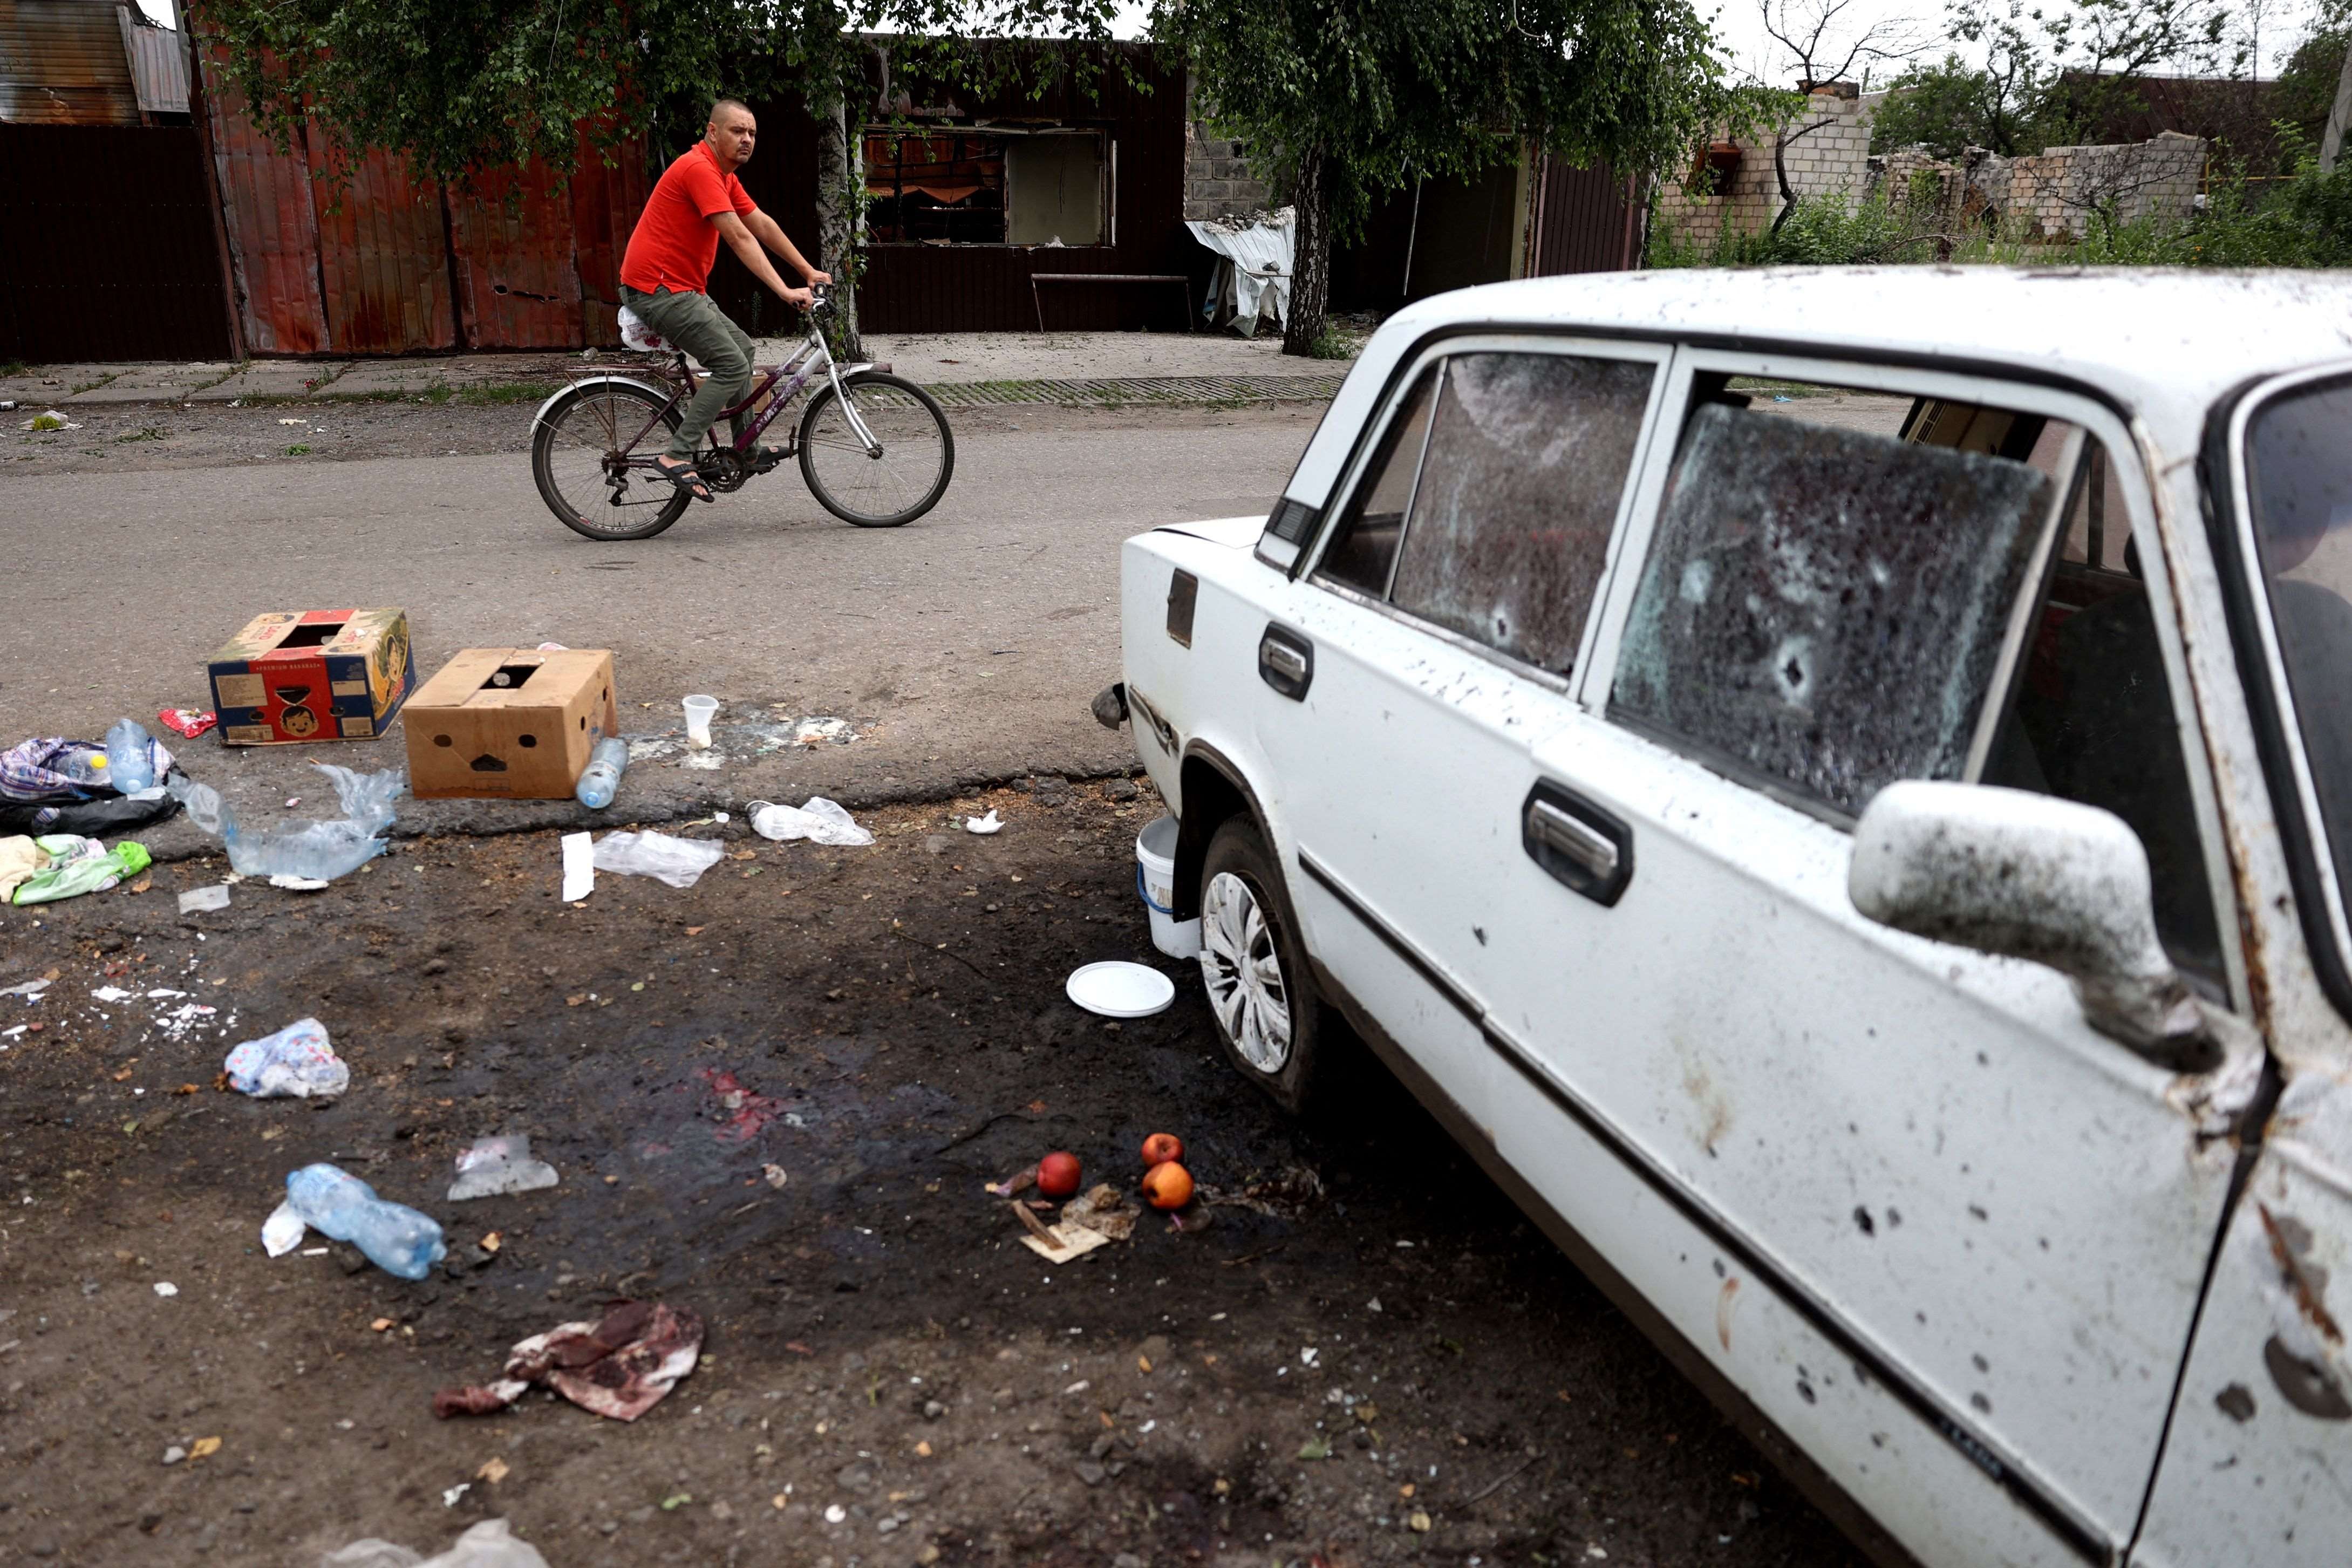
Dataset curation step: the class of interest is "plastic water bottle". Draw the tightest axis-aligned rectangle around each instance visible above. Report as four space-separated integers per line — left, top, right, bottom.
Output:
106 718 156 793
575 736 629 809
284 1163 447 1280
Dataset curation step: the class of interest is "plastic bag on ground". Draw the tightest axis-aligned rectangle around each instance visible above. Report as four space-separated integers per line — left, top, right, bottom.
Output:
170 763 403 881
590 830 724 888
434 1300 703 1422
225 1018 348 1098
448 1135 559 1200
320 1519 550 1568
12 835 149 905
746 796 874 847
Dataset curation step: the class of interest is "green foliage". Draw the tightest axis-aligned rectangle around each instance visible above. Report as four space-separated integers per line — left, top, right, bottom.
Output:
191 0 1121 185
1149 0 1772 251
2276 6 2352 144
1870 52 2041 158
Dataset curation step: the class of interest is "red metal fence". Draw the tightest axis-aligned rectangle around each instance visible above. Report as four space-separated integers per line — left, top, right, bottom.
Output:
1526 159 1645 276
199 53 649 356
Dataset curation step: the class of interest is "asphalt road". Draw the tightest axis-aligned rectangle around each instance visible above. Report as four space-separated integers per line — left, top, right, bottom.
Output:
0 403 1319 852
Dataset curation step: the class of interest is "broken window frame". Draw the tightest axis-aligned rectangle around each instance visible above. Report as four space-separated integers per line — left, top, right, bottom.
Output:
860 124 1112 249
1297 333 1674 696
1576 346 2246 1012
2222 362 2352 1021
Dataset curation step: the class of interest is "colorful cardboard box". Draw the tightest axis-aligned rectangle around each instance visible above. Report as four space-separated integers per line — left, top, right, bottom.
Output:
403 649 619 799
206 609 415 745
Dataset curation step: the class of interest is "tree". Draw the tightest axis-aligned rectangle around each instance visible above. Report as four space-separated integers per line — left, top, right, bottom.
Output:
1152 0 1761 357
1756 0 1927 233
1868 51 2042 156
191 0 1122 354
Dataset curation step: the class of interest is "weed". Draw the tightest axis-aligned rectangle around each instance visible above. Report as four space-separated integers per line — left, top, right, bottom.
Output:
285 444 312 455
70 371 121 396
113 426 167 444
455 381 557 407
0 360 29 377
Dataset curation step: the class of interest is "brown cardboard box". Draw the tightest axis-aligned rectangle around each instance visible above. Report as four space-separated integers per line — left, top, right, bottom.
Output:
404 649 619 799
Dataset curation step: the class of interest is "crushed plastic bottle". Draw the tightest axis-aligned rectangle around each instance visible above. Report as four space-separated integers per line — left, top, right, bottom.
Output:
574 736 628 809
223 1018 348 1098
169 763 403 881
746 796 875 847
285 1163 447 1280
105 718 158 793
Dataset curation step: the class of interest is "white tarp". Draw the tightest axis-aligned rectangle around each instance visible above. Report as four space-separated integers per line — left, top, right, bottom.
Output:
1185 209 1294 337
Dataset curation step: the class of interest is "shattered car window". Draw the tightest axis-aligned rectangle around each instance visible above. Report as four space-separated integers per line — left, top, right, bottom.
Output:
1388 353 1654 673
2246 374 2352 950
1314 368 1437 598
1611 402 2055 815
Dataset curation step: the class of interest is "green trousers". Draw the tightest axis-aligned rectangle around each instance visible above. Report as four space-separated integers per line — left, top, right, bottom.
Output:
621 284 753 461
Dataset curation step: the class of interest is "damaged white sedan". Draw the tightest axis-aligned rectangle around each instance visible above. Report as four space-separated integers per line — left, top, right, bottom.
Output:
1108 269 2352 1568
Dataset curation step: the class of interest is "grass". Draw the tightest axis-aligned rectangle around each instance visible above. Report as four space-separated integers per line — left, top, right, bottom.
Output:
70 371 121 395
113 426 167 444
284 444 312 456
1 360 29 378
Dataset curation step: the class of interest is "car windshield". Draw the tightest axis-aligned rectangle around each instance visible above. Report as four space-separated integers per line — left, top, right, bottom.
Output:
2245 374 2352 942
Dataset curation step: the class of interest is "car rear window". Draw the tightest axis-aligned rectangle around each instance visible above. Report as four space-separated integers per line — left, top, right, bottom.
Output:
1611 397 2057 815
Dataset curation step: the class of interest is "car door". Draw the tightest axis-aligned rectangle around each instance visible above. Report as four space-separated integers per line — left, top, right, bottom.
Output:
1483 351 2259 1567
1248 339 1669 1133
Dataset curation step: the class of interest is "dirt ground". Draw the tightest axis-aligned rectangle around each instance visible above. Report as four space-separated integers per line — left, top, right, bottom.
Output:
6 396 1322 478
0 782 1864 1568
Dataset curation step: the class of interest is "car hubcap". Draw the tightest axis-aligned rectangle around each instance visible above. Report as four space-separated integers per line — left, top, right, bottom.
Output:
1201 870 1291 1074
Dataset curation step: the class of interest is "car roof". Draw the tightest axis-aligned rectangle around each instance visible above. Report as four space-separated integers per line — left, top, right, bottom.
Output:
1284 268 2352 510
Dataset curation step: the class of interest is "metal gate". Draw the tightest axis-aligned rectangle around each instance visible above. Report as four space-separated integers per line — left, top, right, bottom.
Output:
1525 158 1645 276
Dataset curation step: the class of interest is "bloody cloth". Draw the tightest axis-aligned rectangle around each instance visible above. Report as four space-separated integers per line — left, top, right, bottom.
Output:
433 1300 703 1422
619 141 756 296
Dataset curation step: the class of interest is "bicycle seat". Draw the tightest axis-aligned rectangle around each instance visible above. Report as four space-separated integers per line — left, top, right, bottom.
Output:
616 305 668 352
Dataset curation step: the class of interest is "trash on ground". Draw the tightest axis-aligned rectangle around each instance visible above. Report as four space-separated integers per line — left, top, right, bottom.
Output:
1011 1198 1114 1264
321 1517 551 1568
788 715 853 746
985 1163 1037 1198
12 835 151 905
406 648 619 800
1038 1150 1082 1199
1137 814 1201 959
447 1135 558 1201
23 410 79 431
746 796 874 847
0 735 182 836
681 694 719 750
226 1018 348 1098
105 718 160 793
178 882 233 914
157 707 218 739
283 1163 447 1280
574 735 628 808
171 762 402 881
206 609 415 746
269 874 330 891
433 1300 704 1422
560 831 594 901
762 1163 788 1189
262 1200 305 1257
153 1281 179 1297
1 976 51 999
1062 1182 1140 1241
965 809 1003 835
1142 1161 1196 1210
1065 960 1176 1018
0 836 44 902
590 830 724 888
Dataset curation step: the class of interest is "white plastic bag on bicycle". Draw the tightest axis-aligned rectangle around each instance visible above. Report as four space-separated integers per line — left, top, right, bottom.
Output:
616 305 667 352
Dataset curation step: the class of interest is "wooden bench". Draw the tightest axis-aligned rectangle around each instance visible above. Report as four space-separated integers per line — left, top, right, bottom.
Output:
1030 273 1194 333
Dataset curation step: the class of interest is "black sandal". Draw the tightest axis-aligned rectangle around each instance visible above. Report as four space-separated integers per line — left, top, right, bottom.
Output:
652 455 713 503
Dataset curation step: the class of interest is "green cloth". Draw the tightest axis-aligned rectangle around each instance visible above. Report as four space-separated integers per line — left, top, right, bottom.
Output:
13 837 150 905
620 283 754 461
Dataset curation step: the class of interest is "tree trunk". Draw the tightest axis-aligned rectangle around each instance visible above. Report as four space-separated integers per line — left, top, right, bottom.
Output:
1281 147 1331 357
812 86 864 360
2323 36 2352 174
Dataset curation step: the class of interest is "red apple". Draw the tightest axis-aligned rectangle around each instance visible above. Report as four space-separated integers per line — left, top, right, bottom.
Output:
1037 1150 1082 1199
1141 1161 1194 1210
1141 1133 1184 1168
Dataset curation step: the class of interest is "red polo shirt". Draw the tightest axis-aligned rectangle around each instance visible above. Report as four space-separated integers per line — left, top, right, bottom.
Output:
619 140 757 295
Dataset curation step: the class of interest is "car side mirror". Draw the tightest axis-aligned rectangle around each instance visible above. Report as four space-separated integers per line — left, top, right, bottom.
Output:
1850 782 2219 1072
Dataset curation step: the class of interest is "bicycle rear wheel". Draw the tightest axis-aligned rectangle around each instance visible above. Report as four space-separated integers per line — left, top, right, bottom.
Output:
797 371 955 528
533 380 693 541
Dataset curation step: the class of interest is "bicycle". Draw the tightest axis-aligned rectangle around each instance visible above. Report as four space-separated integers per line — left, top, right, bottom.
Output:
530 285 955 540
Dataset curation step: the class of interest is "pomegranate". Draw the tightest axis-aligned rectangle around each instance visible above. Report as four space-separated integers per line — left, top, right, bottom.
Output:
1141 1133 1184 1168
1140 1160 1194 1210
1037 1150 1082 1199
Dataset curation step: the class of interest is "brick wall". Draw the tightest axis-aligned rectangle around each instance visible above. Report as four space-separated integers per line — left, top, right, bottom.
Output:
1184 121 1273 222
1658 86 1876 247
1988 131 2206 239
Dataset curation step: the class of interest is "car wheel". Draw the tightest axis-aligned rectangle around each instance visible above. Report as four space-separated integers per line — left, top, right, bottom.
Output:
1198 815 1321 1113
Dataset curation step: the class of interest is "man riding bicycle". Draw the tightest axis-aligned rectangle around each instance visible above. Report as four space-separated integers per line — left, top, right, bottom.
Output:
619 97 829 502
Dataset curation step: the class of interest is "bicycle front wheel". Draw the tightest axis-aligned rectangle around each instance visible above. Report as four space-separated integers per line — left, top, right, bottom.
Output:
797 371 955 528
533 380 692 541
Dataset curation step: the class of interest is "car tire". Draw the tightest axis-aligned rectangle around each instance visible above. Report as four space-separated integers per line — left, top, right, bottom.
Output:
1198 815 1322 1113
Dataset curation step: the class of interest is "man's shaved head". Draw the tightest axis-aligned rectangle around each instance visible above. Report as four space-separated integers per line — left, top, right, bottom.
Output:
711 97 752 124
706 98 757 171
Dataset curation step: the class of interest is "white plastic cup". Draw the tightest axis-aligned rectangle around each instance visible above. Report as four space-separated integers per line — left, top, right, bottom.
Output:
681 694 719 751
1135 815 1201 960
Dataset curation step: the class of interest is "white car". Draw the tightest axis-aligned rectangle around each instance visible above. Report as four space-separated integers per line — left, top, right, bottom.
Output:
1110 269 2352 1568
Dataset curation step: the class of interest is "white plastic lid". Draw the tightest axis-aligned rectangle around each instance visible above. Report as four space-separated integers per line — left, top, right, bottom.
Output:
1066 960 1176 1019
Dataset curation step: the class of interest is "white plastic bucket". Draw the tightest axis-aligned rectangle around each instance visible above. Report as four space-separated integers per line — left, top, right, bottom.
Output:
1135 815 1201 960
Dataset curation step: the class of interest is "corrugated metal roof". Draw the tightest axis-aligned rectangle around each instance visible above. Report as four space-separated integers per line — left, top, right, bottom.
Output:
115 6 185 114
0 0 140 125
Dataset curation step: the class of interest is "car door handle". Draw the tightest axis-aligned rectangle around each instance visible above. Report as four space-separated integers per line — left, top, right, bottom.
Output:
1259 624 1313 700
1523 782 1633 906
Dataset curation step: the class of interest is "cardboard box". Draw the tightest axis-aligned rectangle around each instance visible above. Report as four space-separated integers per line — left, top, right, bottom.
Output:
404 649 619 799
207 609 416 745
